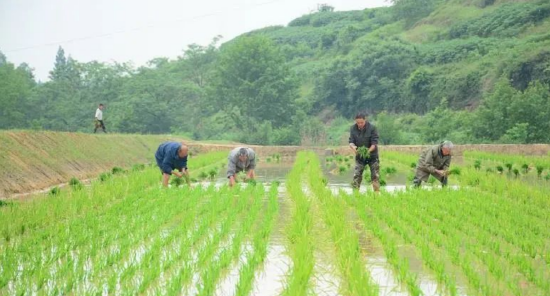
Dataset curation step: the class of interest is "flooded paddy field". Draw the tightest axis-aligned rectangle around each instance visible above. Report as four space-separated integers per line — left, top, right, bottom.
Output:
1 150 549 295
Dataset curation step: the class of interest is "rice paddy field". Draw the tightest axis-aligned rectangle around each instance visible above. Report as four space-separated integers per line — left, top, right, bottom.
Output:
1 149 550 296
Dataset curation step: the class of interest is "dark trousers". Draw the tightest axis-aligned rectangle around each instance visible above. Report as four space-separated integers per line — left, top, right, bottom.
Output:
352 156 380 189
94 120 106 133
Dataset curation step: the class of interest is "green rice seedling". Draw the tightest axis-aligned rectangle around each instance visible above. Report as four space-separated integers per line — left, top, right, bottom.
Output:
536 166 544 177
411 162 417 169
49 186 61 196
274 153 281 162
283 152 315 296
513 168 520 178
131 164 145 171
0 200 10 207
170 176 185 187
384 166 397 175
545 173 550 181
99 172 111 182
111 166 125 175
304 153 379 296
198 171 208 180
69 177 83 190
474 160 481 170
326 156 333 162
427 175 437 184
208 168 218 180
245 178 257 186
486 168 494 173
379 175 387 186
357 146 370 160
346 162 352 169
521 163 529 174
190 177 198 182
266 157 272 163
496 165 504 174
336 155 344 163
449 167 461 175
505 163 513 173
339 165 347 173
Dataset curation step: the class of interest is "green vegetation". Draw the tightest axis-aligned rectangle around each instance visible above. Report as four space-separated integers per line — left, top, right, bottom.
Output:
2 149 550 294
2 1 550 145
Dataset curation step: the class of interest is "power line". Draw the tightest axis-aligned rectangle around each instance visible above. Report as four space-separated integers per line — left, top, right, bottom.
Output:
4 0 286 53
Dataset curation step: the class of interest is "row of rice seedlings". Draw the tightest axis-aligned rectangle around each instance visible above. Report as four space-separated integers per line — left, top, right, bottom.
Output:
81 186 214 294
160 186 250 295
0 152 228 292
381 152 550 291
463 151 550 171
343 193 422 296
0 169 165 292
120 185 242 295
386 191 506 295
282 152 315 295
393 190 523 295
53 187 203 294
0 151 226 245
191 186 261 293
305 152 379 296
140 186 231 295
354 190 463 295
234 182 280 296
3 176 184 295
197 184 269 296
384 151 550 210
409 189 549 294
266 153 282 163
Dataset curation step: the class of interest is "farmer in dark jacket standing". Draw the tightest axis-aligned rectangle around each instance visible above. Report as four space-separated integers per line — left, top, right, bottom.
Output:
155 142 190 187
349 112 380 192
413 141 453 187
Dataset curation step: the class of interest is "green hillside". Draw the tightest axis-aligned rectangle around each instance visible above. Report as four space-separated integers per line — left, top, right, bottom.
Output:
1 0 549 144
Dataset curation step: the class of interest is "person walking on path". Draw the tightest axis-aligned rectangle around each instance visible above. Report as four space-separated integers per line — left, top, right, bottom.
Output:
94 103 107 133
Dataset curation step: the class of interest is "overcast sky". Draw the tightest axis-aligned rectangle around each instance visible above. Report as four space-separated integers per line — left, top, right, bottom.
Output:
0 0 388 81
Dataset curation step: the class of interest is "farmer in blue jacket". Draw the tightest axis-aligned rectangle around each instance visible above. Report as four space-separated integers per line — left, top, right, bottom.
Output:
155 142 190 187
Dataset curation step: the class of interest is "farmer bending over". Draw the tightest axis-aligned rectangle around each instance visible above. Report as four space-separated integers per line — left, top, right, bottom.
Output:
155 141 190 187
227 147 256 187
413 141 453 187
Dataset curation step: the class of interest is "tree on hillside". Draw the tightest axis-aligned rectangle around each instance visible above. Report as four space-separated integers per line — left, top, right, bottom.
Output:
211 35 299 131
0 56 34 129
317 4 335 13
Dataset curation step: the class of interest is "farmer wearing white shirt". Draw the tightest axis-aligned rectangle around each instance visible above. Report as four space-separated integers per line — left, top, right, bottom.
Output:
94 104 107 133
